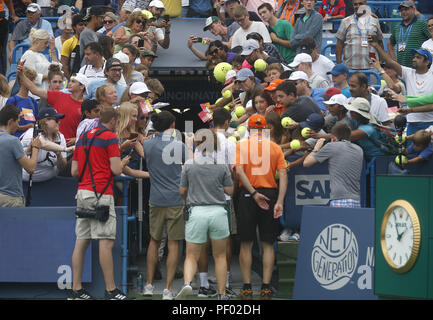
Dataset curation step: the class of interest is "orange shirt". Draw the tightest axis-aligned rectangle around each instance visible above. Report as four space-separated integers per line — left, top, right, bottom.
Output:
234 133 287 189
275 104 288 116
277 0 301 26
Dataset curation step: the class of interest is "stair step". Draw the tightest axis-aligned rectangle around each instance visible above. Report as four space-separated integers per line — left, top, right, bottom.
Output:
277 241 299 259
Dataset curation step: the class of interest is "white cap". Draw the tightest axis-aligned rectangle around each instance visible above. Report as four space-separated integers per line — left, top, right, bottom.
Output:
288 53 313 68
132 8 142 13
130 82 151 95
241 39 260 56
323 94 348 106
225 69 236 82
27 3 41 12
70 73 89 95
113 51 129 64
149 0 165 9
288 71 309 81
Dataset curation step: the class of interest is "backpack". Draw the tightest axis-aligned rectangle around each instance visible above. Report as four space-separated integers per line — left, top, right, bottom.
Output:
368 124 400 155
69 43 81 76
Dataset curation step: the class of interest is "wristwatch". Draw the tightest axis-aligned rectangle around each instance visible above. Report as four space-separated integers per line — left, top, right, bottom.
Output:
251 190 257 197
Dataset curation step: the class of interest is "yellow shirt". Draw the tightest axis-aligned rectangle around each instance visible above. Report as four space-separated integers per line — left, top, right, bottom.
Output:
61 35 79 58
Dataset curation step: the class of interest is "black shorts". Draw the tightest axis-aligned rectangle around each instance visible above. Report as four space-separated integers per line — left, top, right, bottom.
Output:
237 187 279 244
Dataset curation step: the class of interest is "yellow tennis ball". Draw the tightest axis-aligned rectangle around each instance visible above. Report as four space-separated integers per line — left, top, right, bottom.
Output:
235 106 245 117
233 131 240 138
213 62 232 83
301 127 311 138
223 90 232 99
237 125 246 137
395 155 407 165
155 109 161 113
254 58 267 71
232 113 238 121
395 134 406 144
290 139 301 150
224 105 231 111
215 97 223 104
281 117 293 128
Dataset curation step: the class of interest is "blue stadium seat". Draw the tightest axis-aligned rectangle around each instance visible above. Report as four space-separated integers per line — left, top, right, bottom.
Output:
322 43 337 63
349 69 382 90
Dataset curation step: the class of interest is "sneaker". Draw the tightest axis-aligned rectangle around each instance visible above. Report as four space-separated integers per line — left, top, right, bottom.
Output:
208 275 217 284
238 288 253 300
105 288 131 300
198 285 217 298
278 228 292 242
260 288 272 300
225 287 237 298
289 232 300 241
218 294 230 300
175 284 193 300
67 288 95 300
162 288 175 300
142 283 154 296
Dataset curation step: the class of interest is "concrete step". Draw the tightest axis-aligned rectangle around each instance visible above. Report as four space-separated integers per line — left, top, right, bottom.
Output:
277 278 295 299
276 241 299 260
277 259 297 279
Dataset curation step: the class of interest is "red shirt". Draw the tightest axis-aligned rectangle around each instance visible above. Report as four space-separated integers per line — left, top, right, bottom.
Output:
72 126 120 195
318 0 346 18
47 91 83 140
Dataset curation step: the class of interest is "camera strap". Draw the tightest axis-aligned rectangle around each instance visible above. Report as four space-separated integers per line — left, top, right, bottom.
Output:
78 128 112 202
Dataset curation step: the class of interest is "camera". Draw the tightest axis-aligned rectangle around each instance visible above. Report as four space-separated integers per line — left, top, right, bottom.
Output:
76 205 110 222
195 37 203 43
138 39 144 48
162 14 170 21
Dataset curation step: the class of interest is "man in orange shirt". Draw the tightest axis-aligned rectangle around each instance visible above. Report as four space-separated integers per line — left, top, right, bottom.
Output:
276 0 301 26
234 114 288 300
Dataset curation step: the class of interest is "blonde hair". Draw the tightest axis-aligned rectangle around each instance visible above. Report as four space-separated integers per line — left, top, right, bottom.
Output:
116 102 137 137
126 11 146 28
0 74 10 98
104 12 118 24
95 83 115 104
29 28 50 45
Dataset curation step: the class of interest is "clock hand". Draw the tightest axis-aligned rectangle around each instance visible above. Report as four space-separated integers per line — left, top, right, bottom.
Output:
393 212 400 241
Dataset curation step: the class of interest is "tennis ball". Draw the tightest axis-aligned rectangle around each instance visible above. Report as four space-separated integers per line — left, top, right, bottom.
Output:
254 58 267 72
213 62 232 83
224 105 231 111
237 125 246 137
395 134 406 144
301 127 311 138
228 136 237 144
235 106 245 117
281 117 293 128
215 97 223 104
290 139 301 150
233 131 240 138
395 155 407 165
155 109 161 113
223 90 232 99
232 113 238 121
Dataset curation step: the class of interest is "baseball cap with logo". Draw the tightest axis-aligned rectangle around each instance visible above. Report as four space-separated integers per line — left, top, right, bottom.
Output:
113 51 129 64
248 114 267 129
204 16 220 31
241 39 260 56
300 113 324 130
37 108 65 121
265 78 285 91
327 64 349 76
323 94 348 106
27 3 41 12
411 48 433 66
288 53 312 69
322 87 342 100
121 3 134 12
224 69 237 85
288 71 309 82
149 0 165 9
141 49 158 58
105 58 122 71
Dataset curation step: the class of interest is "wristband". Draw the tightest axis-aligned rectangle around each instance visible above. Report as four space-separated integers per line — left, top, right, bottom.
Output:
251 190 257 197
379 70 385 75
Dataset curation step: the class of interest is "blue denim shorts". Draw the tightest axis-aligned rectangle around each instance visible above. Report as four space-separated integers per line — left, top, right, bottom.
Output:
185 205 230 244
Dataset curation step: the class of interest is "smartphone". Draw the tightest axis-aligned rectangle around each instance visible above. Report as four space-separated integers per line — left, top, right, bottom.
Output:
369 52 377 60
195 37 202 43
162 14 170 21
138 39 144 48
129 133 139 140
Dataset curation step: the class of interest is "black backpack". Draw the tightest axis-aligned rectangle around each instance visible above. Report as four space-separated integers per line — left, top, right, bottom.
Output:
69 43 82 76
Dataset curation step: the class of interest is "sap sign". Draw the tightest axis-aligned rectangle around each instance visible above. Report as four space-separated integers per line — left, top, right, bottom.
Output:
295 174 331 205
293 206 377 300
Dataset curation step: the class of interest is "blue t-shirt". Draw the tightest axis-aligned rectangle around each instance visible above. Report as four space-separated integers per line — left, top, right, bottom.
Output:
86 80 126 104
189 0 212 14
6 95 39 138
311 88 327 113
407 142 433 160
142 133 188 207
355 124 386 161
0 132 26 198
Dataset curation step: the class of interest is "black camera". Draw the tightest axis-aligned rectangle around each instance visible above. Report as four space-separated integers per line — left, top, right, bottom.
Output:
162 14 170 21
76 205 110 222
183 205 190 221
138 38 144 48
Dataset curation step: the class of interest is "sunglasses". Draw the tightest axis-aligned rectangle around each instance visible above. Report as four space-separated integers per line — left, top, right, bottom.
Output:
140 115 149 120
104 20 114 24
136 19 146 25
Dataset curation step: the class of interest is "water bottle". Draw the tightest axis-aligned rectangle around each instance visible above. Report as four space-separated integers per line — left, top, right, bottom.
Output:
137 272 143 292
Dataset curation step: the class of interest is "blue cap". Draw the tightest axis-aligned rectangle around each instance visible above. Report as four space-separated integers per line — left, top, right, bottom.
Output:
37 108 65 120
235 68 254 82
411 49 433 66
327 64 349 75
300 113 325 130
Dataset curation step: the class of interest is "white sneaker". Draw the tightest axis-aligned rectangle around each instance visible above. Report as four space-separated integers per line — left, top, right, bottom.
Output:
175 284 193 300
142 284 154 296
278 228 292 242
162 288 175 300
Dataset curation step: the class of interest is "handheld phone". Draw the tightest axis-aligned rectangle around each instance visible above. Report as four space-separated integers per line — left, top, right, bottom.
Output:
163 14 170 21
129 133 139 140
369 52 377 60
195 37 202 43
138 39 144 47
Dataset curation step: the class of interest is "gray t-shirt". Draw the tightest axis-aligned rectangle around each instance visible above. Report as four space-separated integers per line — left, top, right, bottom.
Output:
79 28 99 67
180 153 233 206
142 133 187 207
0 133 26 197
282 96 322 123
313 140 363 201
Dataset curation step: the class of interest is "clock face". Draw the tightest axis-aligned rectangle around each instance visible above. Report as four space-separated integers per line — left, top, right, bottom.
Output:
380 200 421 273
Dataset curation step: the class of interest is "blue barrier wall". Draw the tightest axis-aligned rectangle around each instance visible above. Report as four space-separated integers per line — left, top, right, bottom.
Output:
293 206 377 300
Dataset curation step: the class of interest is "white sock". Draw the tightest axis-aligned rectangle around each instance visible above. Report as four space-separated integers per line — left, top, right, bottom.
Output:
226 271 231 288
199 272 209 288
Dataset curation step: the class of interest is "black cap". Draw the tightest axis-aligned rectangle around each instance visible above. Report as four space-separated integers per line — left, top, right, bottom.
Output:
105 58 121 70
37 108 65 120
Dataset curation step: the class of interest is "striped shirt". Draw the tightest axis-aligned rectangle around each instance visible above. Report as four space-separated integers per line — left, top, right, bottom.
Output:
336 14 383 70
390 17 430 68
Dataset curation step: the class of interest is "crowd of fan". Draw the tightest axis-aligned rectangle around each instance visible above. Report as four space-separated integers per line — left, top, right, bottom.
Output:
1 0 433 301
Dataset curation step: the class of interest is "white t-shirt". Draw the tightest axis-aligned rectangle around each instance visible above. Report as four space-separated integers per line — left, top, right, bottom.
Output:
309 73 329 89
348 94 390 124
312 54 335 84
401 66 433 123
21 128 67 182
422 39 433 55
215 131 236 201
230 21 271 49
